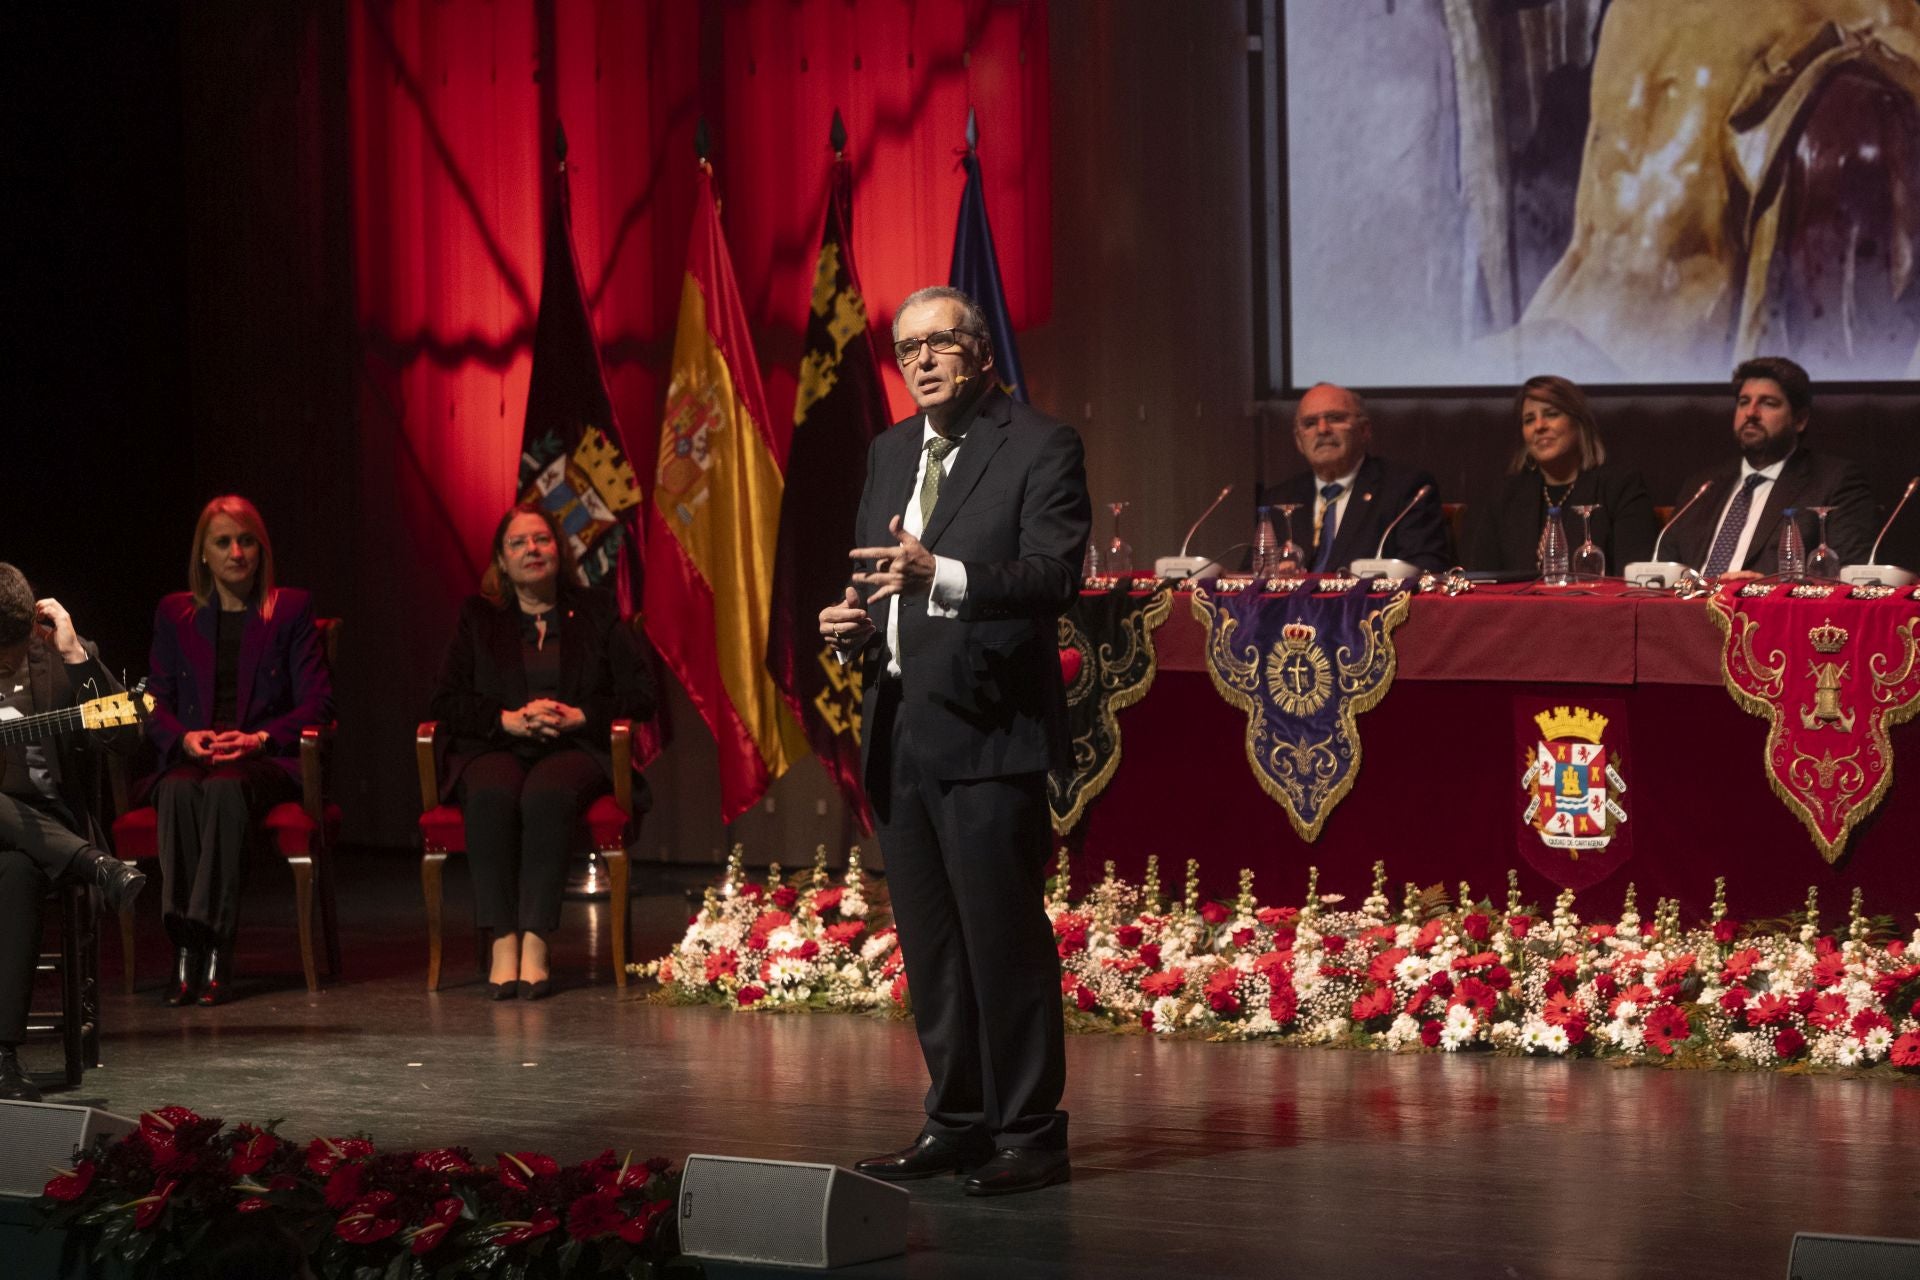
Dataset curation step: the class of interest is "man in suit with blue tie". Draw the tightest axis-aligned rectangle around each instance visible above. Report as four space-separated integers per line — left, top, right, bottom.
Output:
1257 382 1450 574
817 285 1089 1197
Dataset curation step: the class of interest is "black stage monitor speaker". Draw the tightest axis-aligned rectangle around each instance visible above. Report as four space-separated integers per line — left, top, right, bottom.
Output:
678 1154 909 1269
1789 1231 1920 1279
0 1100 136 1199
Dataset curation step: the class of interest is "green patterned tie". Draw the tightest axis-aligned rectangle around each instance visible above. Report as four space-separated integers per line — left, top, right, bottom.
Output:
919 435 958 524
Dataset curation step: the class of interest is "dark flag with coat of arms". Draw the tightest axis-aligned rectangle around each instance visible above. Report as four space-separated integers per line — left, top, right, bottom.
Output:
766 134 890 831
948 110 1028 403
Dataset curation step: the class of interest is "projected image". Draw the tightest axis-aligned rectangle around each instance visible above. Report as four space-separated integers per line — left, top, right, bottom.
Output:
1281 0 1920 388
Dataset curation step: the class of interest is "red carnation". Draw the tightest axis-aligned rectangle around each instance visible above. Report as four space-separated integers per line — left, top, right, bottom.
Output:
1141 1010 1155 1031
1890 1032 1920 1068
1419 1019 1442 1047
1256 906 1298 926
738 882 763 900
1888 939 1906 957
736 984 767 1007
1656 954 1698 987
1593 973 1618 1001
568 1190 624 1241
1141 970 1186 999
1549 954 1579 981
1200 902 1230 926
1268 984 1298 1026
1428 972 1454 999
1482 965 1513 992
1351 985 1393 1022
43 1162 95 1202
1322 934 1346 954
1506 915 1534 939
1773 1027 1807 1058
1253 950 1291 982
1462 913 1491 942
1053 912 1090 937
495 1206 561 1247
1138 943 1162 969
1115 925 1143 948
1586 923 1615 941
1794 988 1819 1016
1207 990 1242 1014
1748 993 1791 1025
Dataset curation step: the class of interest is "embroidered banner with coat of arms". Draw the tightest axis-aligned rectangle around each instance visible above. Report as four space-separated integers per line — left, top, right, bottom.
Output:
1709 585 1920 862
1192 581 1410 842
1047 584 1175 834
1512 696 1633 891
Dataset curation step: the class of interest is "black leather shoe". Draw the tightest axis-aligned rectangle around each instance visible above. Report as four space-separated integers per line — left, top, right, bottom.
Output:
163 947 203 1007
487 981 518 1001
853 1134 992 1181
962 1147 1071 1197
0 1046 42 1103
519 978 553 1001
80 849 147 913
197 947 232 1007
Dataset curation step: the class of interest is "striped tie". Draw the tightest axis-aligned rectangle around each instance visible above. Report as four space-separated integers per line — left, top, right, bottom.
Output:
1312 482 1345 572
1702 473 1766 577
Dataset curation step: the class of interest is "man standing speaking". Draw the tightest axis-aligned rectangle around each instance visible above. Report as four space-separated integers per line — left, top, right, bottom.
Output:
818 286 1089 1196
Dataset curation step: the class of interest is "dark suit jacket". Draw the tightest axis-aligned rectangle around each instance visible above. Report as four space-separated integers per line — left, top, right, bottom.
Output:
428 586 657 809
1258 456 1450 572
1462 462 1657 573
1662 446 1878 572
8 633 133 848
146 588 333 787
853 388 1092 783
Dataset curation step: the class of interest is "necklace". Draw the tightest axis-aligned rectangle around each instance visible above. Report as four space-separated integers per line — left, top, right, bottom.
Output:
1541 477 1576 508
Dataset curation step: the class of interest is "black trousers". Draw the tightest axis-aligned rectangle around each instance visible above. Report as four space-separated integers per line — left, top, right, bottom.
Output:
457 747 606 934
0 849 50 1044
0 790 90 882
868 684 1068 1150
154 759 297 945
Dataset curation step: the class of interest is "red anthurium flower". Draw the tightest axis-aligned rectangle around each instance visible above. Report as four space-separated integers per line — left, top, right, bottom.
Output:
1199 902 1230 926
324 1162 366 1209
407 1197 466 1256
1350 985 1393 1022
1773 1027 1807 1058
133 1178 179 1230
1368 948 1409 985
496 1152 560 1191
567 1190 624 1241
335 1191 403 1244
227 1126 280 1176
1890 1032 1920 1068
138 1106 203 1143
43 1162 95 1202
235 1197 270 1214
306 1136 374 1176
493 1206 560 1247
617 1198 675 1246
412 1148 476 1175
1807 993 1850 1032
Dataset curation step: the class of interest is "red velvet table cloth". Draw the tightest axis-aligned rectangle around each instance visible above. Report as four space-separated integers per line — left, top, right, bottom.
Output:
1070 584 1919 920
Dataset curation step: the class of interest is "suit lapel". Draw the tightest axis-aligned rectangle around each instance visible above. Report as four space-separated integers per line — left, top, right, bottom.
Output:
1329 458 1384 567
919 394 1011 552
189 604 218 723
875 423 923 540
1744 450 1809 570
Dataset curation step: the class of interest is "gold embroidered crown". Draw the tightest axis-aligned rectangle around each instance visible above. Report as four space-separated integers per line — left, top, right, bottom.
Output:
574 426 642 512
1534 705 1607 743
1807 619 1848 654
1279 621 1318 648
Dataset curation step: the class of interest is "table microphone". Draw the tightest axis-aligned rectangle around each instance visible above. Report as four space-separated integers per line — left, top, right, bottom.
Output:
1840 475 1919 587
1350 484 1431 579
1154 485 1235 579
1624 480 1713 588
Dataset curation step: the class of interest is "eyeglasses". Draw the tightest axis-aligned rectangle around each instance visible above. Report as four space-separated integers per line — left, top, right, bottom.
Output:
504 532 557 553
892 329 982 364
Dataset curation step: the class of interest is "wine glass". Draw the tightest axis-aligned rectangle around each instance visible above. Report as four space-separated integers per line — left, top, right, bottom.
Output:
1570 504 1606 579
1275 503 1306 576
1106 501 1133 576
1804 506 1841 579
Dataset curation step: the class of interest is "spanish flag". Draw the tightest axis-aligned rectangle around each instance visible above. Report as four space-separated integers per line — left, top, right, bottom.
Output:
645 164 807 820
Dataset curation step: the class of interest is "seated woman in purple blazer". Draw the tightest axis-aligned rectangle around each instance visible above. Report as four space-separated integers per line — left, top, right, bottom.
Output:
147 496 332 1006
429 502 655 1000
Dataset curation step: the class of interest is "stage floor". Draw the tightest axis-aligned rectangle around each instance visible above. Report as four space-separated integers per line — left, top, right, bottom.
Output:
22 850 1920 1279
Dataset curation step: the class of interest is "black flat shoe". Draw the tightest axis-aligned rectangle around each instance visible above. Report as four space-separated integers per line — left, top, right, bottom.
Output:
487 981 518 1000
518 978 552 1001
0 1047 42 1103
853 1134 993 1181
163 947 203 1007
962 1147 1071 1197
197 946 232 1007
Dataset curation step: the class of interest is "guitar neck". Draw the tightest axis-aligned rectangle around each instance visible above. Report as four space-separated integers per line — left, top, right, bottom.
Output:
0 705 87 747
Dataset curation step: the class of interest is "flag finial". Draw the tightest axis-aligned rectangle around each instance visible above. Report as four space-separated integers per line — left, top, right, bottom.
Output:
964 106 978 151
829 109 847 156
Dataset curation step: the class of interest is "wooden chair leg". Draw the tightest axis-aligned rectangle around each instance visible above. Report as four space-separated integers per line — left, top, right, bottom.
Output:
289 856 318 994
422 851 446 992
119 905 137 996
606 848 630 989
60 887 85 1087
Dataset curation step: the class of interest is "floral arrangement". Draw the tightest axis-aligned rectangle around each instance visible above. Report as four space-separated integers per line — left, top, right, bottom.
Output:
639 844 907 1013
648 847 1920 1077
35 1107 685 1279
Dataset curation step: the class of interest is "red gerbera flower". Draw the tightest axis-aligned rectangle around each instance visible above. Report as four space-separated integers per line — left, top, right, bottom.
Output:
1851 1009 1893 1041
1449 977 1497 1020
1368 947 1409 985
811 887 844 914
1747 992 1792 1026
1141 970 1186 999
1350 985 1393 1022
1890 1031 1920 1068
1807 993 1850 1032
1644 1005 1690 1055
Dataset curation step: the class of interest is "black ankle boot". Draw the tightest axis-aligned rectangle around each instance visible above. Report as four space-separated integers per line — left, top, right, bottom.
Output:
198 946 232 1007
78 848 147 913
0 1045 42 1103
164 946 203 1007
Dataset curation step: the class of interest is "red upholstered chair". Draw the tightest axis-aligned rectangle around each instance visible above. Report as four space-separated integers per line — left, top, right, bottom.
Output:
414 718 636 991
109 618 343 996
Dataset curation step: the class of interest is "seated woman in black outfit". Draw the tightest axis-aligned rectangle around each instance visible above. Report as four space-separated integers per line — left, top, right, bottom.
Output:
430 502 655 999
1463 374 1657 575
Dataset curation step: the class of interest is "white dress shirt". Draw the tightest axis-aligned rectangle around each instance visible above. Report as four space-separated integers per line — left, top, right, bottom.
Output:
1708 450 1791 573
1311 459 1365 549
880 418 969 678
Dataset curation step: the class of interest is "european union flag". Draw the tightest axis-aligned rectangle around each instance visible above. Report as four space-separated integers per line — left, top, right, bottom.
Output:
948 146 1028 403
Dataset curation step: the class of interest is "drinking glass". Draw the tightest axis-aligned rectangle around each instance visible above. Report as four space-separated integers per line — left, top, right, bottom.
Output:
1276 503 1306 576
1081 537 1103 579
1776 509 1806 581
1804 506 1841 579
1250 506 1281 577
1106 501 1133 576
1570 504 1606 579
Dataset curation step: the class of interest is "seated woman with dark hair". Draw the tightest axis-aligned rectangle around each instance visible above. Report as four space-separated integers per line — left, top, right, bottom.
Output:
429 502 655 999
1462 375 1657 575
148 496 332 1007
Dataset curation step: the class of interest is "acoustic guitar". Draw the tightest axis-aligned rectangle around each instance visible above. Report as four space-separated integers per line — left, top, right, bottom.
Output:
0 679 152 747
